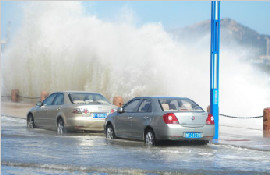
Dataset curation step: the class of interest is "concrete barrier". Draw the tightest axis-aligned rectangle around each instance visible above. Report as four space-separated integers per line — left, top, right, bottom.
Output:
11 89 19 102
113 96 124 107
40 91 49 102
263 107 270 138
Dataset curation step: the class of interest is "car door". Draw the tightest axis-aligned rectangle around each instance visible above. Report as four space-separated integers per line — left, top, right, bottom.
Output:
131 99 153 139
38 93 57 129
114 99 141 138
45 93 64 130
34 105 46 127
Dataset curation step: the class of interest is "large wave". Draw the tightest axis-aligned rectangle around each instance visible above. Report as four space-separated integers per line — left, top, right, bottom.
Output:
1 2 269 117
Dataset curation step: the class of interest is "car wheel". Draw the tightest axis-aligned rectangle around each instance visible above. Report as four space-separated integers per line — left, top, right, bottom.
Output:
27 114 36 128
145 129 156 146
57 118 66 134
201 140 209 145
106 125 116 139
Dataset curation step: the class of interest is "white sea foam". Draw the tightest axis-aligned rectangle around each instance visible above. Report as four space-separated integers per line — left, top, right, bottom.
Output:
1 2 269 123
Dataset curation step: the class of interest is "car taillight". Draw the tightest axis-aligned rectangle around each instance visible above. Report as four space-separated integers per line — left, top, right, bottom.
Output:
206 113 214 125
163 113 179 124
110 109 115 114
72 108 89 114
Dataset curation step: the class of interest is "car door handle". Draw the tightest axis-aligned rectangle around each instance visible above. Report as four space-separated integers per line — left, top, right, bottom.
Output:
128 117 133 119
144 116 149 119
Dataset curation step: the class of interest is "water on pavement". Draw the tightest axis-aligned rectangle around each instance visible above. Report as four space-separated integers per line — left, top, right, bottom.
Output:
1 115 270 175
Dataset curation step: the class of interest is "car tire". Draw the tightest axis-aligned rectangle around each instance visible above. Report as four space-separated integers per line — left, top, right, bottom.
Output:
27 114 36 128
106 125 116 139
145 129 156 146
57 118 66 134
201 140 209 145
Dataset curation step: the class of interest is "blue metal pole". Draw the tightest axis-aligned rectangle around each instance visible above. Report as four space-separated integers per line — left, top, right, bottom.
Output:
210 1 220 139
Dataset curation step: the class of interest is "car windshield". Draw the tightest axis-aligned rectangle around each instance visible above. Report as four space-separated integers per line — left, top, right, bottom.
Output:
159 99 203 112
68 93 110 105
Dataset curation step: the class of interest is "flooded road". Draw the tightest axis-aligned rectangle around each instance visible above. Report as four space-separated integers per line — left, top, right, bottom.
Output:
1 115 270 175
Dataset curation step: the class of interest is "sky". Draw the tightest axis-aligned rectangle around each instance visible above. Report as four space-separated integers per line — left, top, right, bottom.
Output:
1 1 270 41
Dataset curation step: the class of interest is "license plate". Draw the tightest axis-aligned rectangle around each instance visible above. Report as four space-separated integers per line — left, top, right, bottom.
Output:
184 132 202 139
93 113 107 118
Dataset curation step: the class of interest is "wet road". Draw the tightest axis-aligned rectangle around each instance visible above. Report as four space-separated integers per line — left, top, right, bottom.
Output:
1 115 270 175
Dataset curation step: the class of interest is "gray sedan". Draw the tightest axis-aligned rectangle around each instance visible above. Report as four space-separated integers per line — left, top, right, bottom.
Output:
27 91 116 133
105 97 214 145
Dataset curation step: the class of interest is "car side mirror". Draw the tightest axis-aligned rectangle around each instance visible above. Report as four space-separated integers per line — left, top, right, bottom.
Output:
36 101 43 107
117 107 124 113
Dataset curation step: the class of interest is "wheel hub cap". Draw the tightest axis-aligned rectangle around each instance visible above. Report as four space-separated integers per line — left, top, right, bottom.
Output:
146 132 154 145
57 122 63 134
107 128 113 139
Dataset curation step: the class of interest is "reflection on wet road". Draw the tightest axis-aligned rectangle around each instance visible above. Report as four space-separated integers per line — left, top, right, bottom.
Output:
2 116 270 175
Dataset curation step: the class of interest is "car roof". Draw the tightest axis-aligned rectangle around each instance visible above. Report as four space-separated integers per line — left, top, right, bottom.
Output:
135 96 190 100
52 91 102 94
65 91 101 93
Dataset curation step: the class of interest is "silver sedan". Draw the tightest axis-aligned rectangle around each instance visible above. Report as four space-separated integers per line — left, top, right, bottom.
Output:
27 91 116 133
105 97 214 145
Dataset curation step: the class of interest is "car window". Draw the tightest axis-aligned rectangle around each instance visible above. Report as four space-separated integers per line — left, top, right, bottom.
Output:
68 93 110 105
159 99 203 112
124 99 140 113
53 93 64 105
43 93 57 106
138 100 152 113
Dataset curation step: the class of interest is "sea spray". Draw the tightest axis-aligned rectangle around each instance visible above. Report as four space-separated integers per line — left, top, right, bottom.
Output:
1 2 269 120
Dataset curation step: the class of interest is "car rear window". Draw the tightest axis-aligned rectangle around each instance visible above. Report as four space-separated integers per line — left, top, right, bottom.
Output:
159 99 203 112
68 93 110 105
